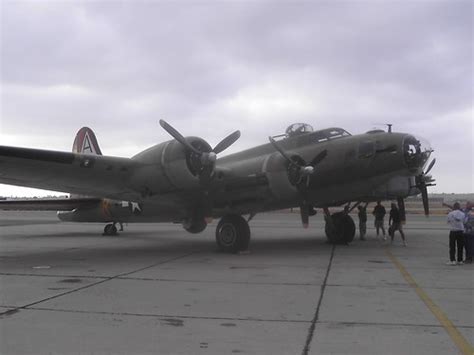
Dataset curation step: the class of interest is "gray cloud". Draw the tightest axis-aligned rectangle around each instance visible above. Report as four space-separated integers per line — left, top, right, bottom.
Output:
1 0 472 195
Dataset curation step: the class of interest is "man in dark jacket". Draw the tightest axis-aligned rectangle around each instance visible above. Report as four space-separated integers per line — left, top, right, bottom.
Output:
389 203 407 246
372 201 387 240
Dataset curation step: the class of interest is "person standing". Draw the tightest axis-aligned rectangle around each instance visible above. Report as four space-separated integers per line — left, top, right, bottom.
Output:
389 203 407 246
446 202 465 265
372 201 387 240
463 202 474 264
358 204 368 241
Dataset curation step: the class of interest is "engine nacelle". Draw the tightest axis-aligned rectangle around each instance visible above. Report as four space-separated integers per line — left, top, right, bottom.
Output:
131 137 212 194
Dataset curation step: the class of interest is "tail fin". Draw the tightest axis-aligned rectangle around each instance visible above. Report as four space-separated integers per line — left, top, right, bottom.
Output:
71 128 102 199
72 127 102 155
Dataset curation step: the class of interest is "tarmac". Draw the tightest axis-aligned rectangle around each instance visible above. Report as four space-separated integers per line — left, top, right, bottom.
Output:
0 211 473 355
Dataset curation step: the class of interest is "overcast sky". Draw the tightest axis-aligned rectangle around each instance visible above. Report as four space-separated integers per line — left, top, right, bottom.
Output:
1 0 472 197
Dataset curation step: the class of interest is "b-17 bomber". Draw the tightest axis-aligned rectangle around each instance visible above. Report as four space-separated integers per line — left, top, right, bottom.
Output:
0 121 436 252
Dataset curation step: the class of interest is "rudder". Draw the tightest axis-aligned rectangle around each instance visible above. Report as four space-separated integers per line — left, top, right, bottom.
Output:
72 127 102 155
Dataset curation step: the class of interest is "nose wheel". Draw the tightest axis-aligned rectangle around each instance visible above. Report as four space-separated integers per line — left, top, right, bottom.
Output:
216 215 250 253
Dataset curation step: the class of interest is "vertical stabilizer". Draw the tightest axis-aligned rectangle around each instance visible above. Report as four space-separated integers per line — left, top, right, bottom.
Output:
72 127 103 155
71 127 102 199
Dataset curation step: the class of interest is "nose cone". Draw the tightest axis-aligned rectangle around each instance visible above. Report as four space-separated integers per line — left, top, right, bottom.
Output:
403 135 433 171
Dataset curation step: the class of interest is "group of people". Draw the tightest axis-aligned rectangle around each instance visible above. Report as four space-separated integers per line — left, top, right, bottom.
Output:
354 200 474 264
446 202 473 265
356 201 406 246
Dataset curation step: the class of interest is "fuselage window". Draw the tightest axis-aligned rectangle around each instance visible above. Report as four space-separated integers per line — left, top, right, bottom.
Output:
359 141 374 158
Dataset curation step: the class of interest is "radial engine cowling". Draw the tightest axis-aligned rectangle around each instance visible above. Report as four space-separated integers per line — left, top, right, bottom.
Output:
131 137 212 192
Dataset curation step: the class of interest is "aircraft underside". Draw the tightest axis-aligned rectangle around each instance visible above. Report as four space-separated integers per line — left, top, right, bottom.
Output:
52 169 421 252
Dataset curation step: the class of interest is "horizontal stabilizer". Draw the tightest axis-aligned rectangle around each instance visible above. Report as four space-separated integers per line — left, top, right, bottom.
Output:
0 198 102 211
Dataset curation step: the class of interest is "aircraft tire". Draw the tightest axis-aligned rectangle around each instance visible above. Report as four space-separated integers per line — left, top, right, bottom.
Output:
216 215 250 253
183 219 207 234
325 212 355 244
103 223 118 236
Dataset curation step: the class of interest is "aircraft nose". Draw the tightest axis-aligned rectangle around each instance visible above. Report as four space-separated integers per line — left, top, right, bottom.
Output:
403 135 433 170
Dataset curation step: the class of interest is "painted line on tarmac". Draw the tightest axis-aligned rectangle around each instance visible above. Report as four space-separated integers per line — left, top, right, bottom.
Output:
386 249 473 355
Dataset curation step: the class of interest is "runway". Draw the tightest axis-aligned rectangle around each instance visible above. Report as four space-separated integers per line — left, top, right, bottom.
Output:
0 211 473 354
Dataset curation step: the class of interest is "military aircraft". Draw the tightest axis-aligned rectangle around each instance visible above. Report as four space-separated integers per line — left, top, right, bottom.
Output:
0 121 436 252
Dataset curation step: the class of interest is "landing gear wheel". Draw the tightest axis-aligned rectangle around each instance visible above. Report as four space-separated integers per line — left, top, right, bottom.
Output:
216 215 250 253
183 219 207 234
325 212 355 244
103 223 118 236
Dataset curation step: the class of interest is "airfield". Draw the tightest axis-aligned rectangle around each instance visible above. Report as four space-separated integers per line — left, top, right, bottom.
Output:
0 211 473 355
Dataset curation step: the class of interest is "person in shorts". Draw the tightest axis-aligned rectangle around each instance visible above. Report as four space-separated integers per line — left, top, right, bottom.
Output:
389 203 406 246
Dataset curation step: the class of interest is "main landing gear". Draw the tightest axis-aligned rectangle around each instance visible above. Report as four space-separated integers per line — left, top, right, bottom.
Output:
215 215 250 253
103 222 124 236
103 223 118 236
324 207 355 244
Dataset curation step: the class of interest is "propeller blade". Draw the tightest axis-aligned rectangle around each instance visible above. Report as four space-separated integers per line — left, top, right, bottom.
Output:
268 137 295 164
199 165 214 186
424 158 436 175
420 184 429 216
300 203 309 228
268 136 297 166
159 119 201 154
310 150 328 166
213 130 241 154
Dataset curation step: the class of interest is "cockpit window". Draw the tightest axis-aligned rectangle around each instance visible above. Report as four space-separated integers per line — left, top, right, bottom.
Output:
403 135 432 169
272 126 351 146
314 128 351 142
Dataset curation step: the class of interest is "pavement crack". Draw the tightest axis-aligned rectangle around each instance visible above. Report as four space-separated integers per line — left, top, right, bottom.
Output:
0 250 203 318
23 306 312 324
302 244 335 355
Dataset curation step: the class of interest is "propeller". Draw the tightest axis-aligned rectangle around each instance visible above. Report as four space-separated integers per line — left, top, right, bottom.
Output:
269 137 327 187
424 158 436 175
269 136 327 227
159 120 240 221
159 119 240 184
415 158 437 216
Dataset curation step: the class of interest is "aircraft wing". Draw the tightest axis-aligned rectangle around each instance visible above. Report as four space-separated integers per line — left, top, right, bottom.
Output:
0 146 143 201
0 197 101 211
